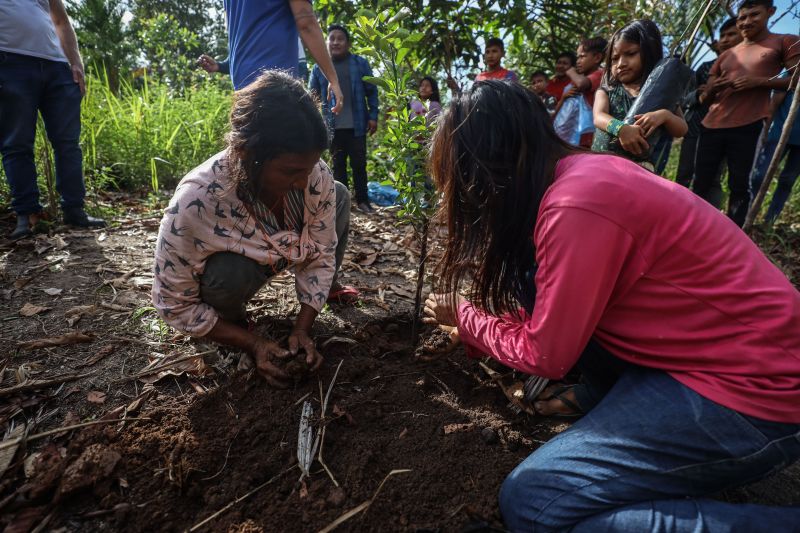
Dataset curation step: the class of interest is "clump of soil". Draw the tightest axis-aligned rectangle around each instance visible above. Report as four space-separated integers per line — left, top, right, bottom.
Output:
281 352 312 383
414 325 458 359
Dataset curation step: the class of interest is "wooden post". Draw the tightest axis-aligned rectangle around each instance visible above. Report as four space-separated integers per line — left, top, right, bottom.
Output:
743 67 800 232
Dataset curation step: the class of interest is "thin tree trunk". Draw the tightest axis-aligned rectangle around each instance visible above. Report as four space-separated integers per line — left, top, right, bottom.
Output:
744 67 800 232
411 217 429 344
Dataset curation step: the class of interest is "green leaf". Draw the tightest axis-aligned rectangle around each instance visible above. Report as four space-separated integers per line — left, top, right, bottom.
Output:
362 76 392 91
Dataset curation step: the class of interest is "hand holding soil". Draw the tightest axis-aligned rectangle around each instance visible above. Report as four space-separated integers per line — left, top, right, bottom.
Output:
287 330 323 372
252 337 293 388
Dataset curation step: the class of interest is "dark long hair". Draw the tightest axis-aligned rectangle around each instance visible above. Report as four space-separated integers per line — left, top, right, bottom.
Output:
603 19 663 86
430 80 578 315
420 76 441 103
226 70 328 199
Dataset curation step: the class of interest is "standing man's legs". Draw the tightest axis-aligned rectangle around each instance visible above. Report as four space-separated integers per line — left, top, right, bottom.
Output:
725 120 762 227
692 126 727 208
0 52 44 238
349 133 371 210
765 144 800 223
39 61 85 216
330 129 350 191
675 135 699 187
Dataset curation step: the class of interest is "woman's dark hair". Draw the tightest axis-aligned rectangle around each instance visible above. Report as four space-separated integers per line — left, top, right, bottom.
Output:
430 81 579 315
227 70 328 198
603 19 663 86
419 76 441 103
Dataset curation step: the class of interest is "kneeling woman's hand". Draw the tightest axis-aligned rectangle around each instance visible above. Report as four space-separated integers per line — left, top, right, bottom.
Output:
288 329 324 372
423 292 465 328
252 338 293 388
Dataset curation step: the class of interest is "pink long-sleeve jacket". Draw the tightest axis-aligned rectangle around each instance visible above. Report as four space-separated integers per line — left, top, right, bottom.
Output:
458 153 800 423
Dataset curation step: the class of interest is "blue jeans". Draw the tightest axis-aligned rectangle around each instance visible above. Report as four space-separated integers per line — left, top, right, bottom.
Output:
0 51 84 215
499 366 800 532
750 139 800 224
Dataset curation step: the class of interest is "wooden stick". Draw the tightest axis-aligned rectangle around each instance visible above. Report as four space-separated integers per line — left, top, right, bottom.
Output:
744 66 800 232
188 465 296 532
0 372 94 398
0 417 150 451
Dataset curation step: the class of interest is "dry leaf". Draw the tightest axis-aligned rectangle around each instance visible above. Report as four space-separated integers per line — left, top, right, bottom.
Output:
388 284 415 299
19 302 51 317
18 331 94 350
0 424 25 479
87 391 107 404
354 250 379 266
43 287 63 296
64 305 96 327
13 277 33 290
97 232 107 242
76 344 115 368
138 352 213 384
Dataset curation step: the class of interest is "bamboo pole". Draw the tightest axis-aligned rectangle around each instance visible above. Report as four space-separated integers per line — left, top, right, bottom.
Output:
744 66 800 232
681 0 719 61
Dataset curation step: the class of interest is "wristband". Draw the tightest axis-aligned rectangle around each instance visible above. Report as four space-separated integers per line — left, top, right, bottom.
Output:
607 118 625 137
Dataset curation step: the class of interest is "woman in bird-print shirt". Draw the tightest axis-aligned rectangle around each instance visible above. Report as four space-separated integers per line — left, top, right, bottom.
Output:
152 71 353 387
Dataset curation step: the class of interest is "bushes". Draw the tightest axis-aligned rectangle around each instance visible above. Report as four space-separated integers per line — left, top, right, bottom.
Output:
0 73 231 211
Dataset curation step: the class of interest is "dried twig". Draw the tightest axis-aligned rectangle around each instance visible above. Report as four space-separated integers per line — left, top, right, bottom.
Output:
315 360 344 486
111 349 217 383
0 417 150 451
188 465 297 532
318 469 412 533
0 372 94 398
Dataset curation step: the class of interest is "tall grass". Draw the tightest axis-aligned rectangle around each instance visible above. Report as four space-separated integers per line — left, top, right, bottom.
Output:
0 73 231 211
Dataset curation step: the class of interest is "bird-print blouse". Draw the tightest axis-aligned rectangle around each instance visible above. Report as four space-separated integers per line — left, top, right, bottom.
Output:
151 151 337 337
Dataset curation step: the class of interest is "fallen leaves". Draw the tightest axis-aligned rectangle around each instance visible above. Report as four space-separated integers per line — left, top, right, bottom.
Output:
0 423 25 478
42 287 63 296
18 331 95 351
19 303 51 317
136 351 214 384
86 391 107 404
64 304 97 327
76 344 115 368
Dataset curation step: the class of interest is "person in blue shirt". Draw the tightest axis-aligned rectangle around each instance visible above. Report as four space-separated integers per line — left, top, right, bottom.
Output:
198 0 342 109
309 25 380 214
750 72 800 224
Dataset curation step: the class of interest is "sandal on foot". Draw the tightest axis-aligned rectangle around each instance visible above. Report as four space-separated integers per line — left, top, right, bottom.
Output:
327 285 360 305
534 384 584 420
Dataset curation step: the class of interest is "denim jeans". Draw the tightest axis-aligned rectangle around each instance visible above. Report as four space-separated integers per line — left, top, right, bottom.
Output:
749 139 800 224
499 361 800 532
199 181 351 322
0 51 85 215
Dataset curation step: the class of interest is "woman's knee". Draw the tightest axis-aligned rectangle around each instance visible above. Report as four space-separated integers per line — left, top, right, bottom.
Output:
200 253 268 312
334 180 351 214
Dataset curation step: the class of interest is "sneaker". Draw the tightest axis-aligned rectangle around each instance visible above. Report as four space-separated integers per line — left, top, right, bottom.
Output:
356 202 375 214
63 208 107 228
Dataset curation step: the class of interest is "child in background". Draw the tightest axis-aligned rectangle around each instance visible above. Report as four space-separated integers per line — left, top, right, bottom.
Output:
546 52 577 101
675 18 742 187
530 70 558 117
593 20 687 173
410 76 443 124
446 37 517 92
559 37 607 147
749 71 800 224
693 0 800 227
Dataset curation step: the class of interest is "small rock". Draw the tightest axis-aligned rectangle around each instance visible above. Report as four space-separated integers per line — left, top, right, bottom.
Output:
481 427 498 445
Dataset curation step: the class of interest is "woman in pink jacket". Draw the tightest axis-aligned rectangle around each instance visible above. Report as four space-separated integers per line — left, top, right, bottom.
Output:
424 80 800 532
152 71 355 388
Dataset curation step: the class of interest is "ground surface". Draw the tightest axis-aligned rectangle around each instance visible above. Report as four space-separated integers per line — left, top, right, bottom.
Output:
0 198 799 532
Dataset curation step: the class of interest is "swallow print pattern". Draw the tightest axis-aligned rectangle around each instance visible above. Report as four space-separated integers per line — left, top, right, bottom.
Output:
151 152 337 336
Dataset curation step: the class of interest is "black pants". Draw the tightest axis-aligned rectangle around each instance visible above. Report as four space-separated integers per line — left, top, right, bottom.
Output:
675 134 699 187
331 128 369 204
692 120 763 227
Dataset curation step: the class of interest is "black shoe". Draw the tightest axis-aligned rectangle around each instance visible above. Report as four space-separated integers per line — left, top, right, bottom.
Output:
63 208 107 228
356 201 375 214
10 215 33 240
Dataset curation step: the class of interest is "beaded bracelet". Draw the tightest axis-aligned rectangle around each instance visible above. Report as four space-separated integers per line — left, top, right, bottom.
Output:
607 118 625 137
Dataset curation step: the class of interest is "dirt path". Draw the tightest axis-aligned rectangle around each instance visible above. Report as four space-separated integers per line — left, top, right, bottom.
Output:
0 205 798 532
